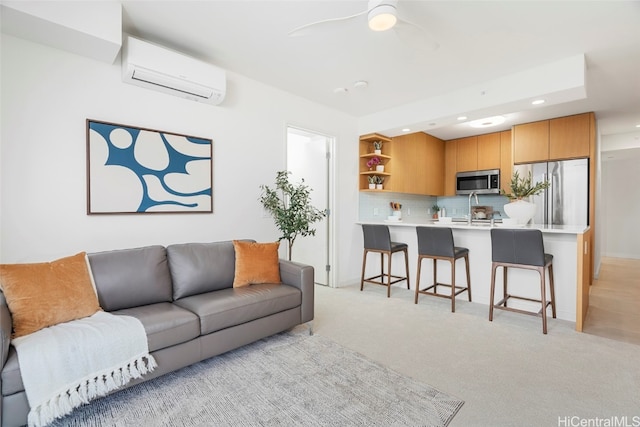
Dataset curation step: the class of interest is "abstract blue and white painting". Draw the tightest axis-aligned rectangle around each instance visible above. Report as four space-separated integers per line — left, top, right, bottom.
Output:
87 120 212 213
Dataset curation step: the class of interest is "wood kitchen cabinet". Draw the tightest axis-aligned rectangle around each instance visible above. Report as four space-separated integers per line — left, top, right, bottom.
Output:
513 120 550 163
499 130 512 193
513 112 593 163
456 136 477 172
477 132 501 170
390 132 444 195
444 140 457 196
549 113 591 159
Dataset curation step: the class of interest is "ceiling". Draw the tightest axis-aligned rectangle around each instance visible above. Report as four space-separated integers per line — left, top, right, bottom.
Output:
19 1 630 148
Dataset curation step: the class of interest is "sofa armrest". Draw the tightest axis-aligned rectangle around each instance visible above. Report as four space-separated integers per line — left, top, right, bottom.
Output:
279 260 314 324
0 292 12 370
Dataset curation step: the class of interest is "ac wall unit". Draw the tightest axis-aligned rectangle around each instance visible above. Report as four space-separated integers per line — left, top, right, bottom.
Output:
122 36 226 105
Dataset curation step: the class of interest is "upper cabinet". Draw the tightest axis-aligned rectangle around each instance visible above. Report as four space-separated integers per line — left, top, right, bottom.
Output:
456 136 478 172
444 130 506 195
444 139 457 196
477 132 501 170
513 112 593 163
499 130 512 192
359 133 392 191
513 120 549 163
549 113 591 159
390 132 444 195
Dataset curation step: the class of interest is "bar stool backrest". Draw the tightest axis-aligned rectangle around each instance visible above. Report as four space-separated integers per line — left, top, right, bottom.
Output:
416 226 455 258
362 224 392 251
490 228 546 267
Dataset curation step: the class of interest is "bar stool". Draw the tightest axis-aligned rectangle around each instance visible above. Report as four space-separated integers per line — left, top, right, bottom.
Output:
489 228 556 334
414 226 471 312
360 224 410 298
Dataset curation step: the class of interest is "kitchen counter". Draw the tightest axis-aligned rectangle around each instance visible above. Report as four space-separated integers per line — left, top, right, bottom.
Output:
360 218 589 235
357 219 591 330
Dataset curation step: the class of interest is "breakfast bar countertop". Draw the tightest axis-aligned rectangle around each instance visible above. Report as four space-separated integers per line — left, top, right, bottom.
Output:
358 218 589 235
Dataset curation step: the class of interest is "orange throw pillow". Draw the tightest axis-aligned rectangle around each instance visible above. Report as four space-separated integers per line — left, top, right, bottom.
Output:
232 241 281 288
0 252 102 338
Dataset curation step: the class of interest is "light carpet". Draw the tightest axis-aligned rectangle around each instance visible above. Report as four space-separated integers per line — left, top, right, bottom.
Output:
50 330 463 426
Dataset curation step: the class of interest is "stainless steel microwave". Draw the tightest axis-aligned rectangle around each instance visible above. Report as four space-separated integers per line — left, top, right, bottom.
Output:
456 169 500 195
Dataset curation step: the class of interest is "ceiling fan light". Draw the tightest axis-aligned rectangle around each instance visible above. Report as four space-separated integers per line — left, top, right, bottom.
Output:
368 4 397 31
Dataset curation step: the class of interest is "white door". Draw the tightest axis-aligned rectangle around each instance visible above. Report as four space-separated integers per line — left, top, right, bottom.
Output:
286 126 332 286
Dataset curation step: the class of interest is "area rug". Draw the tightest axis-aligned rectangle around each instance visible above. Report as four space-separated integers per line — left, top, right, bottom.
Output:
51 330 463 426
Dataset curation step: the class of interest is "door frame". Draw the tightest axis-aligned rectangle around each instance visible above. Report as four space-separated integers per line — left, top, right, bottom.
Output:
285 123 336 288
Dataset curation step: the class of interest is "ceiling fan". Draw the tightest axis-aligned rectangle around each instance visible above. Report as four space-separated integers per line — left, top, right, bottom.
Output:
287 0 438 52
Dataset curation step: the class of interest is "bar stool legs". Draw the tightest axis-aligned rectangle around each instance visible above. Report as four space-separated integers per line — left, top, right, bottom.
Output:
360 246 410 297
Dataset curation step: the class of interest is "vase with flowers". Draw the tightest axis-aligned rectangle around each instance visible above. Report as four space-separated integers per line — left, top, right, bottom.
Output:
366 156 381 171
501 170 550 224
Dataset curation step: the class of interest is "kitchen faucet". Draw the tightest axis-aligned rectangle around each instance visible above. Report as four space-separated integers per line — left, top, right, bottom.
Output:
468 191 479 224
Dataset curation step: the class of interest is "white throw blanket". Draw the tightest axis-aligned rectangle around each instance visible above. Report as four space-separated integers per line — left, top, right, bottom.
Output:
12 311 157 427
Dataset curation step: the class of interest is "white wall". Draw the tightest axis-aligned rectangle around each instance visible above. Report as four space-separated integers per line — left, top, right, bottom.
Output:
0 34 364 286
601 155 640 259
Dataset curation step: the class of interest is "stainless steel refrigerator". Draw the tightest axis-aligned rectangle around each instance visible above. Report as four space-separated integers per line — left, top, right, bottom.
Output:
513 159 589 226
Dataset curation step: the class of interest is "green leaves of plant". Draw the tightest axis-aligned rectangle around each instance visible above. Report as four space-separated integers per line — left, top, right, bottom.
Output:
259 171 327 260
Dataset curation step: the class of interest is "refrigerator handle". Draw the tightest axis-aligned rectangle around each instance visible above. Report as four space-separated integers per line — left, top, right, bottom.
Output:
544 171 549 225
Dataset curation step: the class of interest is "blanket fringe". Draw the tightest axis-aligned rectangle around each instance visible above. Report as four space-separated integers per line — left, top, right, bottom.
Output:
27 354 157 427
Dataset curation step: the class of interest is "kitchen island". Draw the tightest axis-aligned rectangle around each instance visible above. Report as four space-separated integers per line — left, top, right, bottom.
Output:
358 219 591 331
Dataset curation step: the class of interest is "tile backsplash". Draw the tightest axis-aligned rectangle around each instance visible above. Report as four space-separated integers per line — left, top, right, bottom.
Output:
359 192 510 221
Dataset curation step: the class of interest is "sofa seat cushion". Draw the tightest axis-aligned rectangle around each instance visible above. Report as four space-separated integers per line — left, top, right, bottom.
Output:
112 303 200 352
174 283 301 335
2 346 22 395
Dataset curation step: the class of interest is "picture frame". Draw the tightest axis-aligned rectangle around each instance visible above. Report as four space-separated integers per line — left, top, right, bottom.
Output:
86 119 213 214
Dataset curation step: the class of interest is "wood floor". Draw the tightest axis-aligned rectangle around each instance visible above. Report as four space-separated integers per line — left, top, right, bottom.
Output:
582 257 640 345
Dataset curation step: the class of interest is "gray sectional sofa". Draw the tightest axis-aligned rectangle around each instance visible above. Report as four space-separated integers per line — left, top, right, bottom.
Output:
0 240 314 427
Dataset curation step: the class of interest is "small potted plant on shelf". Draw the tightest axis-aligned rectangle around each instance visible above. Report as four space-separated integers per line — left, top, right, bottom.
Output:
501 170 550 224
367 175 377 189
373 140 383 154
375 175 385 190
366 156 381 170
431 204 440 219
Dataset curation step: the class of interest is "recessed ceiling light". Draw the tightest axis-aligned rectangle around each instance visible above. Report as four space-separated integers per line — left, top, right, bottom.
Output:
635 124 640 128
333 87 348 94
402 128 411 132
532 99 545 105
354 80 368 89
469 116 506 128
457 116 467 121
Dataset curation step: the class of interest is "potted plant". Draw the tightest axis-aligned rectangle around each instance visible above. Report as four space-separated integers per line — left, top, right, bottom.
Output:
431 204 440 219
502 170 550 201
375 175 384 190
373 140 383 154
502 170 550 224
367 175 376 189
259 171 327 260
366 156 381 170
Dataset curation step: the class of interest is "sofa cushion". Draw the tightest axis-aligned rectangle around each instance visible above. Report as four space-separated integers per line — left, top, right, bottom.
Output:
0 252 101 338
174 283 301 335
232 240 281 288
88 246 172 311
166 241 237 299
112 303 200 352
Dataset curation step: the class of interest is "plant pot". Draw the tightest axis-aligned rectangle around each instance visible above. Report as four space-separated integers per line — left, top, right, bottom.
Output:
374 149 381 155
376 165 384 172
503 199 536 224
376 184 383 190
368 184 375 189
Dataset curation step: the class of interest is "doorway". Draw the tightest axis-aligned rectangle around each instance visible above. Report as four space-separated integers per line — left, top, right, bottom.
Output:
286 126 334 286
